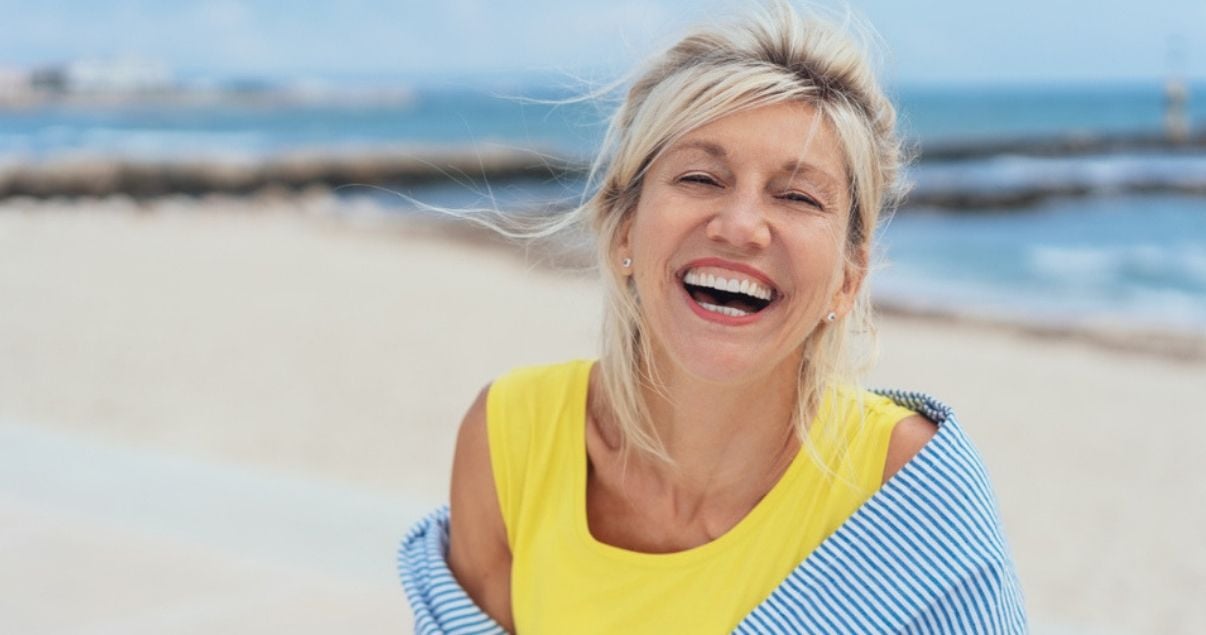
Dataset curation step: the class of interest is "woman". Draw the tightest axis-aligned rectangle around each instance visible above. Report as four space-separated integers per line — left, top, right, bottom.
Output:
400 2 1025 633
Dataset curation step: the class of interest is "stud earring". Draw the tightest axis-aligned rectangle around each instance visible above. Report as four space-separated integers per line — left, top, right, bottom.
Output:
826 311 837 322
621 257 632 268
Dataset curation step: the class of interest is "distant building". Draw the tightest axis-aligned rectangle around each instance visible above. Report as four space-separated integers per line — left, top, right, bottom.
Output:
29 67 67 93
0 65 29 91
0 66 37 106
1164 79 1189 142
15 58 176 101
66 58 172 94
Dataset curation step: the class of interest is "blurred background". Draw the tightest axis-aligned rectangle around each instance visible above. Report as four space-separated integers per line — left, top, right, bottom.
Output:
1 1 1203 633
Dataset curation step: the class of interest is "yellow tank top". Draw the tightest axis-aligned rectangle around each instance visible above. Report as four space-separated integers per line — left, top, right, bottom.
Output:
486 360 916 635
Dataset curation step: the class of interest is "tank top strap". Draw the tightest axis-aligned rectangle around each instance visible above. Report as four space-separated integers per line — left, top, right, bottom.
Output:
486 359 593 549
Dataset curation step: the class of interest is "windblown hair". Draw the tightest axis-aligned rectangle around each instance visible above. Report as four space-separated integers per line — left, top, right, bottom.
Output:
464 0 905 482
562 0 906 480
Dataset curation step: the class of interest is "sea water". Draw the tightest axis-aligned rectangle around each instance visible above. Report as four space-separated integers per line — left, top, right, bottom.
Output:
5 83 1204 160
874 195 1206 332
2 82 1203 333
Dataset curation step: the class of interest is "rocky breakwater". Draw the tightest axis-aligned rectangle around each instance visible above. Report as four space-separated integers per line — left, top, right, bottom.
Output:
0 148 578 199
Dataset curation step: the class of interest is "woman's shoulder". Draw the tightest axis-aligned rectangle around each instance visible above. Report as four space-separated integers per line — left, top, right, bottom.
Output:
883 412 937 482
833 386 939 484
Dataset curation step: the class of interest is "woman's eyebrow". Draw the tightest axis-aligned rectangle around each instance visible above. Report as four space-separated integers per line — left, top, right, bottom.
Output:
778 159 841 193
665 139 728 160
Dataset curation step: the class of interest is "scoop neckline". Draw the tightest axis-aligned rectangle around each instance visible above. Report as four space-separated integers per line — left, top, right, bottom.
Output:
570 360 825 568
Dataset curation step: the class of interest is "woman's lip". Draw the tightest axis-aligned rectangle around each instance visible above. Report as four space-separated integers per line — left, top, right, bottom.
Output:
680 282 768 326
678 257 779 293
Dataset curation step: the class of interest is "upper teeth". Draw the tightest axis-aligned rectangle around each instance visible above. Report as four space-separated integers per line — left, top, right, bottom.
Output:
684 270 774 301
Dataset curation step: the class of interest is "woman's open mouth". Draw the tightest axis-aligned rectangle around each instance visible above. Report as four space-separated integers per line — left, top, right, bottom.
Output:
680 266 779 321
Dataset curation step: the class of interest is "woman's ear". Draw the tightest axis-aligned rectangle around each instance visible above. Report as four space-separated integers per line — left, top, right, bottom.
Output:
831 245 869 317
612 209 637 274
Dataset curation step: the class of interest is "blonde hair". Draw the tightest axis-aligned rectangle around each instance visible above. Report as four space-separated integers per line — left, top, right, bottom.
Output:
565 0 906 479
455 1 905 483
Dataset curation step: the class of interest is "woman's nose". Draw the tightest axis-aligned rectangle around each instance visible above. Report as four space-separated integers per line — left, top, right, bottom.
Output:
705 188 771 251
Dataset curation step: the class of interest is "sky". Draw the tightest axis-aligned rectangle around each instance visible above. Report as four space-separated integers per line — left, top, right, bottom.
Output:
3 0 1205 87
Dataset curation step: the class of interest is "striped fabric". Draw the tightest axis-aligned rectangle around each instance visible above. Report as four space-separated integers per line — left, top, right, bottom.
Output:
397 390 1026 634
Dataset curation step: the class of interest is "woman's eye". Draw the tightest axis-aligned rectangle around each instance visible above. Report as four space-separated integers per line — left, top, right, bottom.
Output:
781 192 824 209
679 174 719 187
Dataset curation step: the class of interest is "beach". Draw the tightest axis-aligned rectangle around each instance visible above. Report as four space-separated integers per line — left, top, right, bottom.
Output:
2 194 1203 634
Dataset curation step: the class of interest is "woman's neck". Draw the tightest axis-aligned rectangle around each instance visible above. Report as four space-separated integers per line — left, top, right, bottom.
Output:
625 352 804 512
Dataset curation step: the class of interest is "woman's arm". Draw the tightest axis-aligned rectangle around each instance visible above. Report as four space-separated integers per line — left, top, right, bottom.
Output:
448 385 515 633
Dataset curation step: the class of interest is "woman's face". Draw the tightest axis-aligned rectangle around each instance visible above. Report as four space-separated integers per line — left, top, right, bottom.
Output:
619 100 863 386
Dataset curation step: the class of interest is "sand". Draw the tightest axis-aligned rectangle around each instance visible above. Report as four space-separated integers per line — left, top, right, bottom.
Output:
1 193 1202 634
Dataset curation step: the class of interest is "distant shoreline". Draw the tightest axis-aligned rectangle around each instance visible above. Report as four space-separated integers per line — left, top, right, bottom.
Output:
873 302 1206 363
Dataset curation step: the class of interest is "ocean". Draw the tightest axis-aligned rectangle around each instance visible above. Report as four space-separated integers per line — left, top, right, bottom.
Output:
2 82 1204 335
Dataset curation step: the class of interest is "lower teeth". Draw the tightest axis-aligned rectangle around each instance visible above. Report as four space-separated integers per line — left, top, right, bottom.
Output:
699 301 749 317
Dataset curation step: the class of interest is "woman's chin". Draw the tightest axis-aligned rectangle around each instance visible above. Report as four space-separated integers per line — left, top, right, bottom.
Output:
656 343 797 388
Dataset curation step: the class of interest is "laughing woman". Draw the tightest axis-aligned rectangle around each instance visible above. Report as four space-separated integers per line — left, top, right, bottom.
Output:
399 2 1025 633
